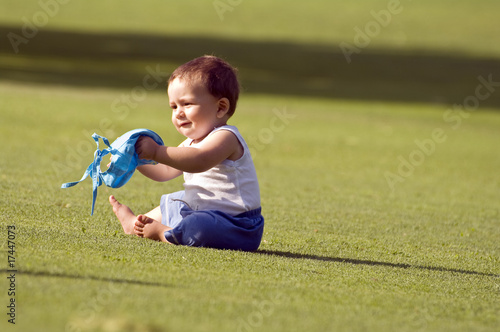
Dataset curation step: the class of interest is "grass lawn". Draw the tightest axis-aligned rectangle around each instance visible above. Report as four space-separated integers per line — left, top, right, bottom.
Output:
1 1 499 331
0 81 498 332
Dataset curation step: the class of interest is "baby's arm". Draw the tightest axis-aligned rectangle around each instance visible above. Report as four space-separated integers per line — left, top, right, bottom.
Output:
136 163 182 182
136 130 242 173
136 139 188 181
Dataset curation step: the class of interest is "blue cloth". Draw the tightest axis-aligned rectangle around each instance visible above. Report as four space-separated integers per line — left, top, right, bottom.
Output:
61 129 164 215
161 191 264 251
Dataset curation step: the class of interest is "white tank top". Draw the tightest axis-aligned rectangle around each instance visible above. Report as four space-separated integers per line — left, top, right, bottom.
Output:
182 125 261 216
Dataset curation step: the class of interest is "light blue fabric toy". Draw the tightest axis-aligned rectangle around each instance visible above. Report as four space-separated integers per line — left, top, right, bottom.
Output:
61 129 164 215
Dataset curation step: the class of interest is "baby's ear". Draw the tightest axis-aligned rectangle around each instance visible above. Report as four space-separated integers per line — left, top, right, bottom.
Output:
216 98 230 118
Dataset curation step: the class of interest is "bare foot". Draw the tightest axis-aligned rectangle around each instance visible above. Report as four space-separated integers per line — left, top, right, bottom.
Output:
109 195 136 235
134 215 171 243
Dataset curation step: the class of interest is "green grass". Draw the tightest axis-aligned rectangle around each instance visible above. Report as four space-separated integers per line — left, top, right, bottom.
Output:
2 1 500 108
0 80 499 332
1 1 500 331
1 0 500 57
4 31 500 107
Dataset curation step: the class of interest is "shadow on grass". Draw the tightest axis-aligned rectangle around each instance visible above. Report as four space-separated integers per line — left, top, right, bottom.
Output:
2 25 500 108
0 269 170 288
257 250 500 277
1 252 497 281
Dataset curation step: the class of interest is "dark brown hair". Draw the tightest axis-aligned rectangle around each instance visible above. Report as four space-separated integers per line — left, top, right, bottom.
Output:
168 55 240 117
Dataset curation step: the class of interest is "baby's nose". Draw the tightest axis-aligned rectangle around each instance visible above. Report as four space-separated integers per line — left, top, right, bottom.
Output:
174 108 185 118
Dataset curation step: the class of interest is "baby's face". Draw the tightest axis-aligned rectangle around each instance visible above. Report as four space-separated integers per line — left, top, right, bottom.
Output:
168 77 224 143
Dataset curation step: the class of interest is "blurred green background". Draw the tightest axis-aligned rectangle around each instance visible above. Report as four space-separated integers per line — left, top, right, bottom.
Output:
1 0 500 106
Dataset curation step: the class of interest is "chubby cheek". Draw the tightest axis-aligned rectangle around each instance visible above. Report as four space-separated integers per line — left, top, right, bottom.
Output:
171 113 177 127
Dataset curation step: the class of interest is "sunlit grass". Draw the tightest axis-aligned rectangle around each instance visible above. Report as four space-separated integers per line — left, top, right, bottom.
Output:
0 81 498 332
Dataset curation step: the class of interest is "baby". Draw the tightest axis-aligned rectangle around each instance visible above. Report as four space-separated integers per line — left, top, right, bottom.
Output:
109 55 264 251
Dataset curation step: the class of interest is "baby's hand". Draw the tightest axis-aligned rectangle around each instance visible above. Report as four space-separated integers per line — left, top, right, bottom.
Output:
135 136 159 161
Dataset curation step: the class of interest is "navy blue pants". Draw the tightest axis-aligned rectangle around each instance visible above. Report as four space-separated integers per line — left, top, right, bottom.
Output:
160 191 264 251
